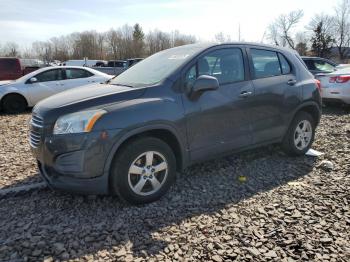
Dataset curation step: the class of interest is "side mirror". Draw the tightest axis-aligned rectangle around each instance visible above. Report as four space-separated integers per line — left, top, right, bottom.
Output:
29 77 38 83
190 75 219 99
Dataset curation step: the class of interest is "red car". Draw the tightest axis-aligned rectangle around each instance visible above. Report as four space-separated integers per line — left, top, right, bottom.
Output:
0 58 42 81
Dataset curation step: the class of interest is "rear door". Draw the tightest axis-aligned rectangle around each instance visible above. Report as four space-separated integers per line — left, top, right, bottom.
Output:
247 48 299 144
62 68 95 90
26 68 64 104
182 46 254 161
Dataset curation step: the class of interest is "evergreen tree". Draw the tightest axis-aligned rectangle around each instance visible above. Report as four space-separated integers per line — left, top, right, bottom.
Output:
310 22 334 58
132 23 145 57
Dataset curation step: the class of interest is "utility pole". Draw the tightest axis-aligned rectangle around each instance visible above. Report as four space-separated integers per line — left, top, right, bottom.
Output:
238 24 241 42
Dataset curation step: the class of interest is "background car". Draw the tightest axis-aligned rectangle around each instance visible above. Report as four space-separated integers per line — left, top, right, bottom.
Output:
0 57 45 81
301 56 337 76
62 60 107 67
0 66 113 113
319 67 350 105
127 58 143 67
107 60 127 68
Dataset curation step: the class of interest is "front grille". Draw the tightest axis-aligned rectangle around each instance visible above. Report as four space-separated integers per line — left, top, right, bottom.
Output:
29 130 41 148
31 114 44 128
29 114 44 148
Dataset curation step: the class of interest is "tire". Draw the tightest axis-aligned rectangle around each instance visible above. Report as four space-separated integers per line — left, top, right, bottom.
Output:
2 94 27 114
110 137 177 205
281 111 316 156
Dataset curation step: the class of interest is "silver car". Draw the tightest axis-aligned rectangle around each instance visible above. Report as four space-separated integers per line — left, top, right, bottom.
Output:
0 66 113 113
319 68 350 105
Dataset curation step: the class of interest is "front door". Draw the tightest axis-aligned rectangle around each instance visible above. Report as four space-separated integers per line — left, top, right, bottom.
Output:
26 69 65 105
182 47 254 161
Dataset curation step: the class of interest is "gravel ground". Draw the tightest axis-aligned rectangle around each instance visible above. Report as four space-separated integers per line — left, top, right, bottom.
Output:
0 106 349 262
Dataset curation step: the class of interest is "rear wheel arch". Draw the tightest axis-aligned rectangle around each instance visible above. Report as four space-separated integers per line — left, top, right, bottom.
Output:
298 104 321 125
289 102 321 127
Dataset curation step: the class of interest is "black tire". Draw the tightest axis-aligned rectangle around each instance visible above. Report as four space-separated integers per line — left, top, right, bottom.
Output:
281 111 316 156
110 137 177 205
2 94 27 114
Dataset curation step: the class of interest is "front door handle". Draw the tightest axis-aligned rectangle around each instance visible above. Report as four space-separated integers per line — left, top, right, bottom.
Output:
287 79 297 86
239 91 252 98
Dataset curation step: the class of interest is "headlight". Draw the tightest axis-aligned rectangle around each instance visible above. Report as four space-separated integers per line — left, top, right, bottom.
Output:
53 109 106 135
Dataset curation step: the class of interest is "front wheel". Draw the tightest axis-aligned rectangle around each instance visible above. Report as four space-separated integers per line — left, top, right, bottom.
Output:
281 111 316 156
2 94 27 114
110 137 177 204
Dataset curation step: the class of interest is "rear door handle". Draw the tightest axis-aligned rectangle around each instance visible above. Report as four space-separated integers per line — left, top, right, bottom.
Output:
287 79 297 86
239 91 252 98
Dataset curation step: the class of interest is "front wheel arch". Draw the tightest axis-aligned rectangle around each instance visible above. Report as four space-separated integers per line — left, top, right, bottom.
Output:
0 93 28 113
104 125 187 178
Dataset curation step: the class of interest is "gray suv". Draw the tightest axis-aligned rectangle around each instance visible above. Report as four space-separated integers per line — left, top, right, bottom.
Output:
30 43 322 204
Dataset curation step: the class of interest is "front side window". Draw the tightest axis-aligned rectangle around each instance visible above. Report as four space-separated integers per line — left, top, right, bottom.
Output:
185 48 245 86
65 69 93 79
251 49 281 78
35 69 63 82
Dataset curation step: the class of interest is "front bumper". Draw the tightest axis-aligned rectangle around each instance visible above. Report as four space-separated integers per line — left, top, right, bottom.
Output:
38 160 110 194
31 127 122 195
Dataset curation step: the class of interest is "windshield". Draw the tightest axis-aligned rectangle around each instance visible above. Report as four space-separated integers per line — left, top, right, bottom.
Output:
110 45 202 87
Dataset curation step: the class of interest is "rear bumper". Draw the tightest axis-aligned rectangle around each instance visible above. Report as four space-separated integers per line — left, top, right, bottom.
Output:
322 88 350 104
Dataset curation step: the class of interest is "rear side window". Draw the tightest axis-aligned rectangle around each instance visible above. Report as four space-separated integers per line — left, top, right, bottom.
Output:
251 49 281 78
303 59 315 70
65 69 93 79
278 53 291 74
35 69 63 82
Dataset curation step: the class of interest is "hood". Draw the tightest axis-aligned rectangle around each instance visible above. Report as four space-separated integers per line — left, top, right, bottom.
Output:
0 80 14 86
34 83 146 122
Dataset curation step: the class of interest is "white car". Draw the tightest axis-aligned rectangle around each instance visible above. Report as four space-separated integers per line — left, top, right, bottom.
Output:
0 66 113 113
319 67 350 105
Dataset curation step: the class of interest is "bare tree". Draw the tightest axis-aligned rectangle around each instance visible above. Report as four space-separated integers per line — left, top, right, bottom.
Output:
2 24 197 61
214 32 231 43
2 42 20 57
333 0 350 61
294 32 309 55
106 29 121 60
146 30 171 55
171 30 196 47
268 10 304 48
32 41 53 62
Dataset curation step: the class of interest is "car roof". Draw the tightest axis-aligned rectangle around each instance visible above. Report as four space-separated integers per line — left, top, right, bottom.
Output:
167 42 298 55
301 56 333 60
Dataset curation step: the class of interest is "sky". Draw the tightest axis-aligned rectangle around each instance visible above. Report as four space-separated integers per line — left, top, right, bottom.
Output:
0 0 337 49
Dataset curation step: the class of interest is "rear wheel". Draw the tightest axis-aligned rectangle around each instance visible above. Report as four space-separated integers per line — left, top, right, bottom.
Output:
2 94 27 114
282 111 315 156
110 137 176 204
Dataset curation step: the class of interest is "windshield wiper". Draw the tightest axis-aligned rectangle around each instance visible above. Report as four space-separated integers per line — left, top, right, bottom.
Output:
110 83 134 88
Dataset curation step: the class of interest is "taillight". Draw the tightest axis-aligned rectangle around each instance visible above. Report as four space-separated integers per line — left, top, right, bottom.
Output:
329 75 350 83
315 79 321 93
